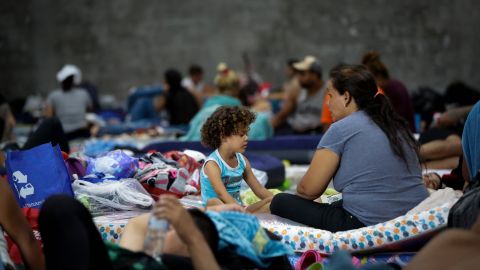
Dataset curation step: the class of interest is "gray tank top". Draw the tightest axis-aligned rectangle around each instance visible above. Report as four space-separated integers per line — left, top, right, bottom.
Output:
287 88 325 131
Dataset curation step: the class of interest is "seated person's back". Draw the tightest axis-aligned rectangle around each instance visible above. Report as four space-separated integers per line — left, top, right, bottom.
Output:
164 69 199 126
320 110 428 225
383 79 415 131
167 90 199 125
45 65 92 138
47 87 91 133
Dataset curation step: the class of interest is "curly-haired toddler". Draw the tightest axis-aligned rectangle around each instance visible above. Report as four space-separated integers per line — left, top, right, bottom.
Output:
200 106 273 213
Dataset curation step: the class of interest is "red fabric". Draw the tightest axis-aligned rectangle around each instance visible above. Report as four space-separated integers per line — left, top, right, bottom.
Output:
320 94 333 125
6 208 43 264
442 173 465 190
163 151 200 174
374 87 385 98
141 184 182 201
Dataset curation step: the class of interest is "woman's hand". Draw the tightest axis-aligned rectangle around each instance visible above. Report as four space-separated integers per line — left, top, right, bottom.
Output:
154 195 221 270
153 195 198 245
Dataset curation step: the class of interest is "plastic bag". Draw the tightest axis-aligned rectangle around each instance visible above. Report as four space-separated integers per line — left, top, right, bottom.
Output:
86 150 139 179
73 178 154 216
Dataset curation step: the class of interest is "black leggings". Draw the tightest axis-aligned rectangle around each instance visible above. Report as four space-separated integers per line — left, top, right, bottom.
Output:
23 118 70 153
270 193 365 232
39 195 113 270
65 127 91 142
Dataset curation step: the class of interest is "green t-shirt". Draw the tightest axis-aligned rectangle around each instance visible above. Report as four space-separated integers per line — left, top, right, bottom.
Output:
105 242 168 270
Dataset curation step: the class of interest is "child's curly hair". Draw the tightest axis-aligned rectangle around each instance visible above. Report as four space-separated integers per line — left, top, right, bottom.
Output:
201 106 256 149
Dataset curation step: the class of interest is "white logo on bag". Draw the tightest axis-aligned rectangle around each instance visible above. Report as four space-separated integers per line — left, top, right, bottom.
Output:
12 170 35 199
13 171 28 183
19 183 35 198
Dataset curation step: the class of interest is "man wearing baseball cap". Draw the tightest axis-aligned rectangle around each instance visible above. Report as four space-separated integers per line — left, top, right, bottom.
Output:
272 56 330 134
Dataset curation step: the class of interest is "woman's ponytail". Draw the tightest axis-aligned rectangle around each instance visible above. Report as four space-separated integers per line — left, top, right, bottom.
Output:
367 92 419 165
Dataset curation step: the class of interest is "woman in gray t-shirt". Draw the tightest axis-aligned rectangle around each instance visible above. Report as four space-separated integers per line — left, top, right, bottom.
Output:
270 65 428 232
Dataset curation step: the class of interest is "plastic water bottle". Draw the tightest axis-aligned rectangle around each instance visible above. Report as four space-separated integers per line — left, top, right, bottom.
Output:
143 216 169 261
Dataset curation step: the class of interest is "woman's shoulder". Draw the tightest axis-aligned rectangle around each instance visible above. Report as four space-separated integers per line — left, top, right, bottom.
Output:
325 112 375 141
47 89 63 99
331 111 369 129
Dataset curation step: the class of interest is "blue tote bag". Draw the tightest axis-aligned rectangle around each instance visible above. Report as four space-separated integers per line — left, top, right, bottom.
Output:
6 143 74 208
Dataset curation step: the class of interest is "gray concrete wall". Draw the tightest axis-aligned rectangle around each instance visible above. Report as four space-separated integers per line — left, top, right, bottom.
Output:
0 0 33 99
1 0 479 101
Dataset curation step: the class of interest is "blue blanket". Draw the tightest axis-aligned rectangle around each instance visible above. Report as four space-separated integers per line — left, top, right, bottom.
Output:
462 101 480 181
205 211 292 267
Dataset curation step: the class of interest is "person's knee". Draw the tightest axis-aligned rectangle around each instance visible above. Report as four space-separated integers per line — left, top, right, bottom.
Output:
446 135 462 153
446 134 461 143
40 117 62 130
270 193 294 214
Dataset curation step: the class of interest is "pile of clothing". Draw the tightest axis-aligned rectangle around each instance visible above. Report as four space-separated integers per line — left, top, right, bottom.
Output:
135 151 201 199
